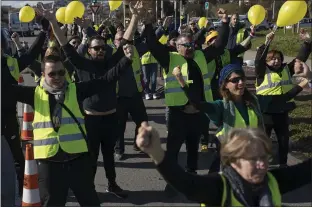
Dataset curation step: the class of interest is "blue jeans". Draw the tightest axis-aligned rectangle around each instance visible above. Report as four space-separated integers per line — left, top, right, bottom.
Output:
142 63 158 94
1 136 16 206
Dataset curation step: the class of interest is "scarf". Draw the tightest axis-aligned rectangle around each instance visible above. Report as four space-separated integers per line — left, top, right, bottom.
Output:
42 79 68 130
223 166 274 206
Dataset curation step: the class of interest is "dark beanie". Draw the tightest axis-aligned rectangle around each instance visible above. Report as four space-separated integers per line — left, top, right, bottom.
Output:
168 30 180 41
219 64 245 87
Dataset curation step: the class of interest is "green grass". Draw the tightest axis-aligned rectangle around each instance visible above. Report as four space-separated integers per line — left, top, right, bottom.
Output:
289 98 312 157
251 28 312 58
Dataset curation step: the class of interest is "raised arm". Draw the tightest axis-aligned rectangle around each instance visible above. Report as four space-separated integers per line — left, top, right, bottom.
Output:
255 32 274 80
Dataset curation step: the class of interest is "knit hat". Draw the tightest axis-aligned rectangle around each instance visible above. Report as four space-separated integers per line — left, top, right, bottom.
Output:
219 64 245 87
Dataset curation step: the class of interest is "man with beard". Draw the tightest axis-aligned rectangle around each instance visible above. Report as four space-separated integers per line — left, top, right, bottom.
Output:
49 1 144 198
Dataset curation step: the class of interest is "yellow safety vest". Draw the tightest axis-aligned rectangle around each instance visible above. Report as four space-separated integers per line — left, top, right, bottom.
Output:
159 34 168 45
201 172 281 207
141 51 158 65
4 54 20 81
236 28 245 58
216 105 258 137
112 48 143 93
207 49 231 80
256 65 293 97
221 172 281 206
163 51 213 106
32 83 88 159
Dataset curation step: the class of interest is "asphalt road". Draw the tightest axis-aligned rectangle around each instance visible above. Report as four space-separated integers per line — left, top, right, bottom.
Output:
16 36 311 207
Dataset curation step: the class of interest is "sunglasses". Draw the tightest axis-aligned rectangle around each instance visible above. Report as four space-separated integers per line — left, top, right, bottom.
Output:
47 70 66 78
90 45 105 51
179 42 195 48
227 76 246 84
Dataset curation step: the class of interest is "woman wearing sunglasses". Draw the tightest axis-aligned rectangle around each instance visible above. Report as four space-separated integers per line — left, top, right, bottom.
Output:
173 64 309 174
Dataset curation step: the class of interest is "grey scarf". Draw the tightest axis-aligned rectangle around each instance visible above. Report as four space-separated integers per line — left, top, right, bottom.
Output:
42 79 68 129
223 166 274 206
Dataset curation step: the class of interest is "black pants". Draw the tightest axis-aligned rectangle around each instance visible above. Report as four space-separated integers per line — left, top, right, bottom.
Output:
38 154 100 206
115 93 148 154
3 115 25 195
85 113 118 183
200 113 210 145
167 108 201 172
264 112 290 165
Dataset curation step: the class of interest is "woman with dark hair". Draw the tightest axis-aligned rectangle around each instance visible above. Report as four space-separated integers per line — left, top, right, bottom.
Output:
255 31 311 167
172 63 309 173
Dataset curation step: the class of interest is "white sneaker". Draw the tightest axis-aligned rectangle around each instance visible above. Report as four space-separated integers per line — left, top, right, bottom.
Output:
145 94 152 100
153 93 159 100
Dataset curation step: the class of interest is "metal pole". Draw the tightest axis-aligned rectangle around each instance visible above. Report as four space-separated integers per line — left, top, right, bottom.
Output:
161 0 164 18
272 0 275 20
156 0 158 20
174 0 177 29
180 0 182 27
123 2 126 27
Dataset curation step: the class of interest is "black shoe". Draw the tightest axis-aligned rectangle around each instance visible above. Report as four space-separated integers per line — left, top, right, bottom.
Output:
164 184 177 197
115 153 125 161
106 183 128 199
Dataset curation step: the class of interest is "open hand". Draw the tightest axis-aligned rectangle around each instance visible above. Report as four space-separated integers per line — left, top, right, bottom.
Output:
74 17 91 29
36 2 56 22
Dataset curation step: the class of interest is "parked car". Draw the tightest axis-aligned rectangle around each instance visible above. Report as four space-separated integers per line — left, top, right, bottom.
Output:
33 23 42 31
244 19 271 31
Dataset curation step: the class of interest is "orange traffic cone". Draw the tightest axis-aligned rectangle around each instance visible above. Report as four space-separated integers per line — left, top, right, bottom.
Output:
22 144 41 207
21 105 34 141
18 75 24 86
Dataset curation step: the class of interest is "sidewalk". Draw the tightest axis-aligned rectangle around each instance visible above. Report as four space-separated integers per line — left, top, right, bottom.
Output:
244 50 312 69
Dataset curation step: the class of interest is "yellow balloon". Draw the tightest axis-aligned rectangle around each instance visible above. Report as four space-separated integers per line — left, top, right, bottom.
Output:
109 1 122 11
56 7 66 24
198 17 207 29
19 6 35 23
65 1 85 23
247 5 266 26
276 1 308 27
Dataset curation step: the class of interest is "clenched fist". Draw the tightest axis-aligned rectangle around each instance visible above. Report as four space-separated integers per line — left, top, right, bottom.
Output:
11 32 19 43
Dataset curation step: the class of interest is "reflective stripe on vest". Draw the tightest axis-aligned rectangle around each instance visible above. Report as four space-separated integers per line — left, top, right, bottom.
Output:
256 65 293 96
4 54 20 81
32 84 88 159
163 51 213 106
216 105 258 137
220 172 281 206
236 28 245 58
113 47 143 93
141 51 158 65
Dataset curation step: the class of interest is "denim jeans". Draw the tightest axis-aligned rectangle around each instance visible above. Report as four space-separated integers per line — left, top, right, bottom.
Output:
1 136 16 206
142 63 158 94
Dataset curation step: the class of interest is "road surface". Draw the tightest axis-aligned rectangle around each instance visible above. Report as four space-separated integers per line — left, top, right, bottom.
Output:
16 36 312 207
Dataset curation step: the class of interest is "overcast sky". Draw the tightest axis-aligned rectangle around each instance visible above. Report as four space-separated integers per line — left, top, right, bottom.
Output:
1 1 53 8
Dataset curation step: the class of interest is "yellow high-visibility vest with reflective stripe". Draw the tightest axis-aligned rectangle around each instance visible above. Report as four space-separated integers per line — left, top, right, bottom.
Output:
256 65 294 98
4 54 20 81
201 172 281 206
236 28 245 58
216 105 258 137
141 51 158 65
207 49 231 80
163 51 213 106
112 47 143 93
32 83 88 159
